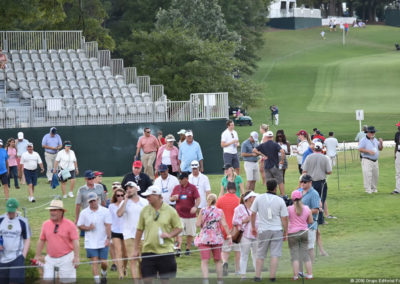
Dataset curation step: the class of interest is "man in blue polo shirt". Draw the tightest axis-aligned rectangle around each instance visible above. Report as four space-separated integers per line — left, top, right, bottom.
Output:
42 127 62 183
0 139 9 200
178 130 204 173
358 126 383 194
241 131 259 191
297 174 321 262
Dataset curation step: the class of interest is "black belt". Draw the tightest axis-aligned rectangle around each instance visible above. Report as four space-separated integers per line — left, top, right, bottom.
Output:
144 151 156 154
363 157 377 162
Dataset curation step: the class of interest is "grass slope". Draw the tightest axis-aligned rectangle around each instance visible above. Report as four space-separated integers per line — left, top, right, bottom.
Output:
234 25 400 143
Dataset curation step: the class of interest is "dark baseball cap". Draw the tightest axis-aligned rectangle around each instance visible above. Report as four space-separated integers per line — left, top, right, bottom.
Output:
158 164 169 172
300 174 313 183
178 172 189 179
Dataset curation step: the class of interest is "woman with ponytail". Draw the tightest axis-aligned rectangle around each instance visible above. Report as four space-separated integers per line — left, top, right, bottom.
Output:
288 190 314 280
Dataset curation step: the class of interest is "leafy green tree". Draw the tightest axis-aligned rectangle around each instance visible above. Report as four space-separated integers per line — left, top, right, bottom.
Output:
120 27 259 106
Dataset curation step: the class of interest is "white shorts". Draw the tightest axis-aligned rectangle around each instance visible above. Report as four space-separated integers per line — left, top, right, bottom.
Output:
244 161 260 181
307 229 316 249
44 251 76 283
222 239 241 252
180 217 197 236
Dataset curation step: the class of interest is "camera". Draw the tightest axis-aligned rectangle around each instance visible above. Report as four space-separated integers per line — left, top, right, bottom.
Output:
280 195 293 207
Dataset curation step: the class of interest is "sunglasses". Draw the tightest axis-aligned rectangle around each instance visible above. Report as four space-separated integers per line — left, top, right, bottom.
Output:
231 133 234 138
116 194 124 197
154 211 160 221
88 177 95 180
54 224 59 234
145 131 151 133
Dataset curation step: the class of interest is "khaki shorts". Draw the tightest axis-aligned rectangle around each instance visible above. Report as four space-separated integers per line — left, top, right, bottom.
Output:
44 251 76 283
125 238 142 258
264 167 283 184
256 230 283 259
179 217 197 236
222 239 241 252
244 161 260 181
307 229 316 249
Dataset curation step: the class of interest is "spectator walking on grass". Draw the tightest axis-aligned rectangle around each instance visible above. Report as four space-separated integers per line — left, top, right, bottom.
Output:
42 127 62 183
6 138 19 189
0 198 31 284
154 164 180 206
108 188 128 279
392 122 400 194
117 181 148 279
195 193 231 284
122 160 152 197
170 172 200 256
287 190 313 280
219 164 244 198
77 192 112 284
189 160 211 210
276 130 291 183
295 130 310 174
251 179 288 282
19 143 44 202
324 132 339 167
221 119 240 175
133 185 183 284
241 131 260 191
16 132 29 185
53 141 78 199
232 191 259 281
136 128 159 180
216 182 240 276
253 131 286 196
177 129 186 147
155 134 180 177
179 130 204 173
0 139 9 200
35 200 79 283
358 126 383 194
259 124 269 185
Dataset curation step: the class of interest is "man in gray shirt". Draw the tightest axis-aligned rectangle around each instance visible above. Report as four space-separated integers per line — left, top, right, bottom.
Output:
75 170 106 224
302 141 332 224
241 131 260 191
251 179 288 282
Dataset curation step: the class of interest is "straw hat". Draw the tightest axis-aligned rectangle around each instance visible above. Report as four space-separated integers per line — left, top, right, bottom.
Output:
45 200 66 211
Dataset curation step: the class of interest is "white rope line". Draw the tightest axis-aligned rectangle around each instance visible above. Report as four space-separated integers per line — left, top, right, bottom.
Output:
0 228 313 270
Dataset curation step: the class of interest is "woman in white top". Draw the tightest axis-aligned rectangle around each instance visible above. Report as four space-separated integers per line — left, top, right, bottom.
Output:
276 130 291 183
53 141 78 198
109 188 128 279
294 130 310 174
259 124 269 185
154 134 180 176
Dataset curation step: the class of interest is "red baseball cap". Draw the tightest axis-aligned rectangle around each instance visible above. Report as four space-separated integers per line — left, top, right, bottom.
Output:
133 160 142 168
396 122 400 127
94 171 103 177
296 130 308 136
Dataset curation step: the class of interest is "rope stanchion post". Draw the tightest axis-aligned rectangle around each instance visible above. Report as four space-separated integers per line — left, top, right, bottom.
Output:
343 141 347 171
54 266 59 284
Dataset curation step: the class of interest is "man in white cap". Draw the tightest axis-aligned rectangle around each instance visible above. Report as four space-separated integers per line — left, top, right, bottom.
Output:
253 131 286 195
35 199 79 283
221 119 240 174
16 132 29 185
19 143 45 202
188 160 211 210
117 181 148 279
42 127 62 183
134 185 182 283
0 139 9 200
241 131 260 191
154 164 179 207
177 129 186 147
178 130 204 173
77 192 111 284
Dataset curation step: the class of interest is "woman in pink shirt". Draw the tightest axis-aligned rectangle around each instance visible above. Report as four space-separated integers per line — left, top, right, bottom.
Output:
155 134 180 176
232 191 258 280
288 190 313 280
6 138 19 189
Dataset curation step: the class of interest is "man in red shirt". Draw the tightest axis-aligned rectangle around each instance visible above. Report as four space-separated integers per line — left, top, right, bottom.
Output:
34 200 80 283
136 128 160 180
216 182 240 276
170 172 200 256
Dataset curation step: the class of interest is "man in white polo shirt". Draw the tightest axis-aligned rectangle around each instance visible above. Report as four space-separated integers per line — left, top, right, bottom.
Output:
77 192 111 284
154 164 179 207
188 160 211 210
117 181 148 279
19 143 44 202
221 120 240 174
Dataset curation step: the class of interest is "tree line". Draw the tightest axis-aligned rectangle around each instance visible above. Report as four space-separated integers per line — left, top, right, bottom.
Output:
1 0 270 107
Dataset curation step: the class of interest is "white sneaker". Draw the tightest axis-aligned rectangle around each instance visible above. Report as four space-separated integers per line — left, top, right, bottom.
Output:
68 192 74 198
31 197 36 203
63 195 67 199
28 196 32 202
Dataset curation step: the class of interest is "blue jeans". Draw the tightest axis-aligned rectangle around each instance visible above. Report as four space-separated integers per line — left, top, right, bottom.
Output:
8 166 19 188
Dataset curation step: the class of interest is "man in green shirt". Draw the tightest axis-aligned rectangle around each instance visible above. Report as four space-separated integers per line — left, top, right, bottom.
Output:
134 185 182 283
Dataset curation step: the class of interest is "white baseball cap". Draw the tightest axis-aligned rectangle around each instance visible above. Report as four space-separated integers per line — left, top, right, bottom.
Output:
185 131 193 137
244 191 259 201
177 129 186 135
17 132 24 139
191 160 200 168
250 131 258 141
314 141 323 150
142 185 162 196
263 131 274 138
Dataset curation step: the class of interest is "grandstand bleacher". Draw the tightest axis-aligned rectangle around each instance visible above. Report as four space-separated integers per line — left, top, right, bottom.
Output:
0 31 228 128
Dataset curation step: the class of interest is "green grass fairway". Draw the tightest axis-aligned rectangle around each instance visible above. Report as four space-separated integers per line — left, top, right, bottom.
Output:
234 25 400 142
5 148 400 282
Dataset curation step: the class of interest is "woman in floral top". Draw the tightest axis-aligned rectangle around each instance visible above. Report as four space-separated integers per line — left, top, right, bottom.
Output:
195 193 231 284
232 191 258 280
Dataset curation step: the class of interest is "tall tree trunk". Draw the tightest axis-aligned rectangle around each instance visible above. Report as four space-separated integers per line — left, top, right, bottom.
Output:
362 1 366 20
329 0 336 15
337 0 343 16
